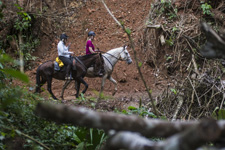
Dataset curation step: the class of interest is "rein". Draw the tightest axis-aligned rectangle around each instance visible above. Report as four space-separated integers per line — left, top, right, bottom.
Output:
98 48 126 69
98 50 124 61
102 55 113 69
74 57 87 70
105 52 122 60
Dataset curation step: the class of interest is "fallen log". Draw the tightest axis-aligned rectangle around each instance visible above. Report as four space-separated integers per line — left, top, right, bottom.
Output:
35 102 225 138
104 118 221 150
200 22 225 59
104 131 154 150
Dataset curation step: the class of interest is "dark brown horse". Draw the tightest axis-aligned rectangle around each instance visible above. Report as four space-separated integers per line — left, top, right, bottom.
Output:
35 53 104 99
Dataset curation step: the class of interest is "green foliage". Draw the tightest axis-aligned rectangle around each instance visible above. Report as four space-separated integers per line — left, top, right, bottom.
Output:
74 128 106 150
2 69 29 83
165 37 174 46
125 28 131 35
138 62 143 67
21 38 39 58
80 93 85 101
165 26 178 47
10 4 39 69
170 88 177 95
160 0 177 20
212 107 225 120
1 99 107 149
14 4 32 31
166 56 172 61
0 0 5 21
0 53 28 84
0 54 106 149
201 3 213 16
121 105 157 118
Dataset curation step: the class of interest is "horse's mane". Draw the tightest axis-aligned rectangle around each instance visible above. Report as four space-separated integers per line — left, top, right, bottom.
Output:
106 47 123 54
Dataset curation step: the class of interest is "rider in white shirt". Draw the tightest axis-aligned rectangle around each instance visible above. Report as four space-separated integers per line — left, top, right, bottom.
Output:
57 34 74 80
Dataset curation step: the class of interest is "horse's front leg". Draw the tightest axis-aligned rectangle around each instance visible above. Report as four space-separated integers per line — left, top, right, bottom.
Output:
35 78 46 93
47 76 57 100
99 74 108 98
80 78 88 94
76 81 81 98
108 76 117 96
61 79 72 99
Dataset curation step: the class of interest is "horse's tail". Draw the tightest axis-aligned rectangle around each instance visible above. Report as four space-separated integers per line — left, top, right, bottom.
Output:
35 65 41 93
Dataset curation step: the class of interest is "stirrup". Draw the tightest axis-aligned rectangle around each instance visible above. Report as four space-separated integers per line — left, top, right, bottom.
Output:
95 73 103 77
99 73 103 77
65 77 73 80
65 75 73 80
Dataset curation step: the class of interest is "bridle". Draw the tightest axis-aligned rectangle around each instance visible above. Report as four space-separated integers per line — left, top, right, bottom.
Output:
99 47 130 69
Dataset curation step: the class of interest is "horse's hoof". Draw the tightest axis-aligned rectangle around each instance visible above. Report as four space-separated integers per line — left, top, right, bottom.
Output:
112 91 117 96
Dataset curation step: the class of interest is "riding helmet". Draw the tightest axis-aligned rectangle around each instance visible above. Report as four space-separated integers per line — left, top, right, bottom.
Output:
60 34 68 40
88 31 95 37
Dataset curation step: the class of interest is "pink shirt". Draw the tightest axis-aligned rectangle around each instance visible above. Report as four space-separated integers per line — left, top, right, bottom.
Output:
86 40 95 55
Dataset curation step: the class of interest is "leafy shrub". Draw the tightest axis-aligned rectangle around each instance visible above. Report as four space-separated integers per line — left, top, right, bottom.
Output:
201 3 213 16
0 52 106 149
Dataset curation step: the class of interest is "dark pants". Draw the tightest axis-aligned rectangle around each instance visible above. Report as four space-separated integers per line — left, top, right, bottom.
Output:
59 56 72 77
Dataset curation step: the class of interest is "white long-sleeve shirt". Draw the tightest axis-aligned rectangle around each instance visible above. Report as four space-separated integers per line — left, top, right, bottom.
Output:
57 41 73 58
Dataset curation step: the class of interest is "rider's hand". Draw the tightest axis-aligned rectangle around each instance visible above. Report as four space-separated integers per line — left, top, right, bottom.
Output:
70 52 74 57
95 48 100 53
97 48 100 52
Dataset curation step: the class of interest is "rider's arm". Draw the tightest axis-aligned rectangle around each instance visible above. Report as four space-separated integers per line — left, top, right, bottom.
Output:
89 47 95 54
58 41 73 56
87 40 96 54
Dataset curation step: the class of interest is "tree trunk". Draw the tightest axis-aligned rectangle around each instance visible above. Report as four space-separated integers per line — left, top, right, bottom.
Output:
18 31 24 73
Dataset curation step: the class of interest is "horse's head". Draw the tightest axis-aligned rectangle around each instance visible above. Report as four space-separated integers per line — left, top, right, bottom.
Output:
120 45 132 64
95 53 105 75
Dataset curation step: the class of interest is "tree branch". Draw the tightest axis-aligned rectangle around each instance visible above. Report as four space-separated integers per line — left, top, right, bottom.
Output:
100 0 158 117
104 118 221 150
103 131 154 150
200 22 225 59
35 103 225 138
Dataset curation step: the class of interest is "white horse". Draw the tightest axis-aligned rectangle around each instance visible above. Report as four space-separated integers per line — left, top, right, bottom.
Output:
60 45 132 99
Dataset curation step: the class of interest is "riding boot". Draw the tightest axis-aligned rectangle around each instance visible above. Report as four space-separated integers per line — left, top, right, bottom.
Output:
94 70 103 77
69 72 73 80
65 66 73 80
65 73 73 80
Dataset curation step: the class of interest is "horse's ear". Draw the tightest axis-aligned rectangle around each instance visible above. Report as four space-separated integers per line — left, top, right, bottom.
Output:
123 45 127 49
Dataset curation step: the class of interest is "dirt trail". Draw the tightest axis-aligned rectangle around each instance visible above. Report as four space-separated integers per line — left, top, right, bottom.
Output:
28 0 169 102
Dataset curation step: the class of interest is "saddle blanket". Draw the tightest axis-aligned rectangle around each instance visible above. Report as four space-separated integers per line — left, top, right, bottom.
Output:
54 61 60 71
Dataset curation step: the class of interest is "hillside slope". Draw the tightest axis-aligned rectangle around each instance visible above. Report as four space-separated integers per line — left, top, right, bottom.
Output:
28 0 170 100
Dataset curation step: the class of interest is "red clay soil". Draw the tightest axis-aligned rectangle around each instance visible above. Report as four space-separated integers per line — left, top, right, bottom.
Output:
27 0 170 101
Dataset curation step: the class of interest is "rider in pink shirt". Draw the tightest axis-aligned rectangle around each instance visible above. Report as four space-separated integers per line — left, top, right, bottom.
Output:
85 31 103 76
86 31 96 55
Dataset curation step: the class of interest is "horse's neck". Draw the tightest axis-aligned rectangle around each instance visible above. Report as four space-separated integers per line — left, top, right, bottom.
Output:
83 55 97 68
104 50 121 66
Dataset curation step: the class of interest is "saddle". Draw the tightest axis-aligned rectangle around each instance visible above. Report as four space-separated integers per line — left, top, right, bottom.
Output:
54 57 76 71
54 57 64 71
